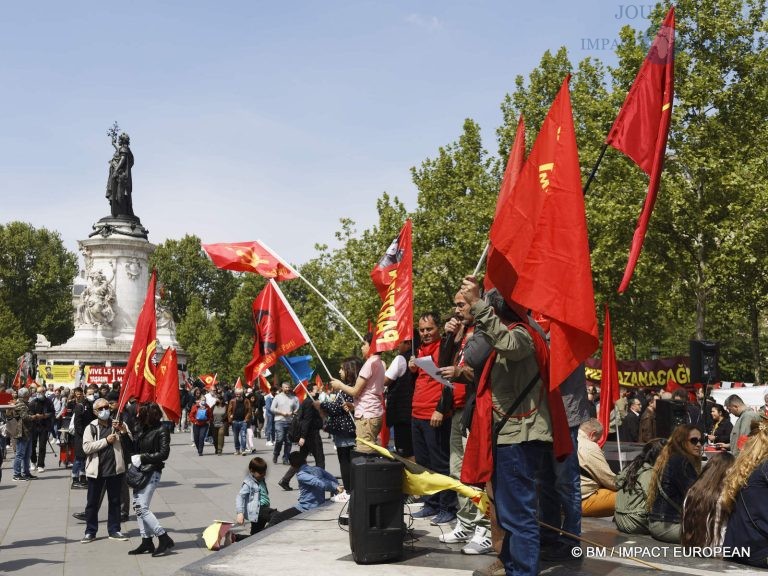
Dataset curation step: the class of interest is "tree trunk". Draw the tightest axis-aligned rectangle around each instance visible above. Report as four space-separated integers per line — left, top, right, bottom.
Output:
750 301 762 385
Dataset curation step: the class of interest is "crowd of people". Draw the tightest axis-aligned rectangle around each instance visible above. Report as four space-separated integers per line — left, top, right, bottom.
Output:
3 277 768 575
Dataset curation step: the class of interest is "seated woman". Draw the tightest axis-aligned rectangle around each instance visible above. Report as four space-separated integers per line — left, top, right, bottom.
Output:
721 416 768 567
681 452 734 547
646 424 702 543
706 404 733 447
614 438 665 534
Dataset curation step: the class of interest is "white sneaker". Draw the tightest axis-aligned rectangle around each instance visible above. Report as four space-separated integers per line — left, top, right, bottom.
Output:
331 491 351 503
265 441 274 446
438 524 471 543
37 467 45 473
462 527 493 555
31 466 37 473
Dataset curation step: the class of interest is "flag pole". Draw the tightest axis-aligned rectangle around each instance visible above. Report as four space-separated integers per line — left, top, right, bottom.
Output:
473 242 490 277
294 271 365 342
305 337 334 381
582 142 608 196
615 408 624 470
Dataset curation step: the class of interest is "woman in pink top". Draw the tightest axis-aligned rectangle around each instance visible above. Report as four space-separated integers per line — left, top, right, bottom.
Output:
330 333 385 453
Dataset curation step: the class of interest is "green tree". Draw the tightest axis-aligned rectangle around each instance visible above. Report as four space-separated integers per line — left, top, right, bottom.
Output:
149 234 239 320
0 221 78 346
0 299 27 379
176 296 225 377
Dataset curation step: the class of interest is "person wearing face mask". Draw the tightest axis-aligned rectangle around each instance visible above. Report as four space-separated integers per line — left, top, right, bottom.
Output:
276 380 325 491
80 398 132 543
28 385 55 473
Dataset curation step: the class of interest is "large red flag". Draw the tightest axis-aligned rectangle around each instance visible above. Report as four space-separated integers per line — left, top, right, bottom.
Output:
597 306 620 447
490 77 599 391
370 220 413 354
244 280 309 382
202 240 298 281
485 115 526 293
606 7 675 293
118 270 157 413
199 373 217 390
155 347 181 424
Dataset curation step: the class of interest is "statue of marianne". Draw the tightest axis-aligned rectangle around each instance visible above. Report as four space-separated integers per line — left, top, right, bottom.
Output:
106 132 135 218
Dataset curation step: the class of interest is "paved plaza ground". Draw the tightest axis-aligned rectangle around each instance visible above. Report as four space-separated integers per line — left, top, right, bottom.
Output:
0 432 763 576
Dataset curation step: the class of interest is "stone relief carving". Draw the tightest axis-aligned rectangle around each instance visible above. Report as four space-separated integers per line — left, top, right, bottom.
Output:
76 260 117 327
125 257 141 280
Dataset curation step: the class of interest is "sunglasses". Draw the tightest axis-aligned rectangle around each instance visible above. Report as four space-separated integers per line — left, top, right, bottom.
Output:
689 437 703 445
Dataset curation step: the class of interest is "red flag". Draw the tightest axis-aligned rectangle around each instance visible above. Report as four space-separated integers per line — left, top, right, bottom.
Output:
314 373 323 390
11 367 22 390
485 115 526 293
233 377 243 391
606 8 675 293
370 220 413 354
294 382 307 403
118 270 157 413
244 279 309 382
490 77 599 390
597 306 620 447
156 347 181 424
202 240 297 281
199 373 217 390
257 374 271 395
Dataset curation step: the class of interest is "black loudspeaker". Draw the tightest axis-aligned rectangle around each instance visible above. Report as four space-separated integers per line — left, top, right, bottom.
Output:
689 340 720 384
655 399 689 438
348 456 404 564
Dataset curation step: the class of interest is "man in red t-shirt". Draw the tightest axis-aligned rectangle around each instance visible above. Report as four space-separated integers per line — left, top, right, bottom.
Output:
409 312 457 526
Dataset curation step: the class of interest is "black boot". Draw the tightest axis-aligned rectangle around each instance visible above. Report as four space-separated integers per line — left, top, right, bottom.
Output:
128 537 155 555
152 532 175 556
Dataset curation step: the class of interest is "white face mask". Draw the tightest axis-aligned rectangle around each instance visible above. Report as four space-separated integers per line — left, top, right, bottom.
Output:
86 395 95 402
97 409 111 420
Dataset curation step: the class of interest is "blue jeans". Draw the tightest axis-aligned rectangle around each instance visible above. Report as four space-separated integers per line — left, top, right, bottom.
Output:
72 458 85 479
273 420 292 462
265 411 275 442
539 426 581 547
494 441 550 576
133 470 166 537
231 420 247 452
14 437 31 477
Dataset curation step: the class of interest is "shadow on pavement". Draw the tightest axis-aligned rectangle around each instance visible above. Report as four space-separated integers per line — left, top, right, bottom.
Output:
0 559 62 572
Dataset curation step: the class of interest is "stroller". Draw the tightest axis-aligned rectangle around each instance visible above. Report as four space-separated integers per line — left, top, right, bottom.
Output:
59 415 75 468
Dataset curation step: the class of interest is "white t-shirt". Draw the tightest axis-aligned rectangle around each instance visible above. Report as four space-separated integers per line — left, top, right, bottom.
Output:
385 355 408 381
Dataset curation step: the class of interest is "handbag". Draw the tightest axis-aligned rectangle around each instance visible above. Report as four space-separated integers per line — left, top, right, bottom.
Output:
126 463 153 490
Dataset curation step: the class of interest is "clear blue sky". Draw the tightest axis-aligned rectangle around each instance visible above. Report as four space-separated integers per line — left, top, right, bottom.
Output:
0 1 652 265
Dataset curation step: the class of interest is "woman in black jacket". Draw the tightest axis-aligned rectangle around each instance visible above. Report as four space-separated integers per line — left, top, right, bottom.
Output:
128 402 173 557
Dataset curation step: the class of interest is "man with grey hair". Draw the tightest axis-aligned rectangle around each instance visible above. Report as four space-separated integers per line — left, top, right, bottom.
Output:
723 394 761 456
10 387 35 481
577 418 617 517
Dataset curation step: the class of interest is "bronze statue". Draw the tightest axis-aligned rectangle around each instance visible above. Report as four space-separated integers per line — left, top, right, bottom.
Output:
106 130 134 218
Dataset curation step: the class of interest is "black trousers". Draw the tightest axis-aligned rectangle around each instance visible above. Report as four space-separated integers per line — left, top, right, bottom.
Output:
85 474 124 536
29 428 49 468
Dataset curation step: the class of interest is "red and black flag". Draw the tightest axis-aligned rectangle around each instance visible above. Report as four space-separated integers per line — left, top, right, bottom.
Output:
370 220 413 354
244 280 309 382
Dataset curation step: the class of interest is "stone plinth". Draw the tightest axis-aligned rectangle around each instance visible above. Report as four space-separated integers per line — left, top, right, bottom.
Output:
37 234 186 369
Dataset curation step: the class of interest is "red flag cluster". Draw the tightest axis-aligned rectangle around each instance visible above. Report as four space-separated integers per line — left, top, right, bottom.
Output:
489 77 599 391
117 270 181 423
245 280 309 382
370 220 414 354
